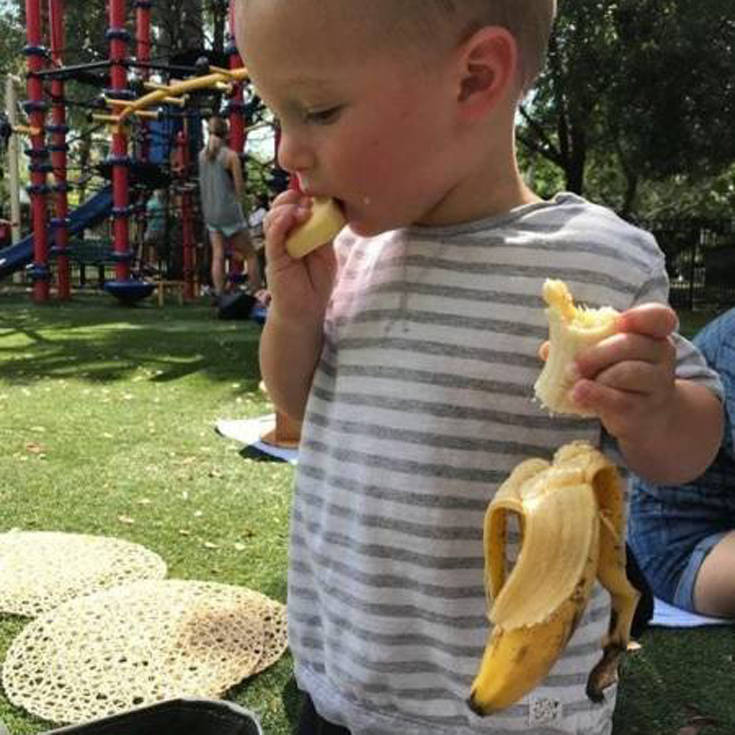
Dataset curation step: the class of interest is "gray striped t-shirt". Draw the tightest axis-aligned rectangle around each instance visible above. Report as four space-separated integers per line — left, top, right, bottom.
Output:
288 193 721 735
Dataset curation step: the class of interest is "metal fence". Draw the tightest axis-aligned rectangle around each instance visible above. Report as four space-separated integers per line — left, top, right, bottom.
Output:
640 218 735 311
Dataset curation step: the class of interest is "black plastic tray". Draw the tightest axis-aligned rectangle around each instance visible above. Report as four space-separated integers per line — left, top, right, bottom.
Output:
40 699 263 735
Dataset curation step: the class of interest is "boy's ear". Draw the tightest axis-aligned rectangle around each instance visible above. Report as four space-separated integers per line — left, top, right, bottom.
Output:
455 26 518 118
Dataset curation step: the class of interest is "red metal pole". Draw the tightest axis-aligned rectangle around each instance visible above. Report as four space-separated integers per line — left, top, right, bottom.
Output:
134 0 151 161
226 2 245 282
134 0 152 268
135 1 151 86
227 2 246 153
176 130 195 301
25 0 50 303
48 0 70 300
108 0 131 282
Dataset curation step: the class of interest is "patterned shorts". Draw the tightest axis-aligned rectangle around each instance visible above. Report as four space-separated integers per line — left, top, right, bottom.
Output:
628 487 732 611
207 222 247 238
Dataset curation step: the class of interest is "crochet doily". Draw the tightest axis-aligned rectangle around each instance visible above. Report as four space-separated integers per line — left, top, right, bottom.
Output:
0 531 167 617
252 595 288 675
2 580 288 724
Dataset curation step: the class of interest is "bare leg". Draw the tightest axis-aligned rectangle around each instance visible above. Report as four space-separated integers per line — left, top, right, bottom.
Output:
693 530 735 618
209 229 226 296
230 229 263 292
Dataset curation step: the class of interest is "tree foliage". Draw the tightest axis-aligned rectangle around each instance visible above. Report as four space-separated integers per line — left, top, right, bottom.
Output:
0 1 24 77
611 0 735 181
520 0 735 218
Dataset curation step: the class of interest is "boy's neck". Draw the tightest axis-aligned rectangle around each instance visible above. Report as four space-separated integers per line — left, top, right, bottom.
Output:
418 128 541 228
421 176 540 228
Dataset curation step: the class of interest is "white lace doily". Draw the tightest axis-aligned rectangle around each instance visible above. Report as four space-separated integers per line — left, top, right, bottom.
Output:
2 579 287 724
0 530 167 617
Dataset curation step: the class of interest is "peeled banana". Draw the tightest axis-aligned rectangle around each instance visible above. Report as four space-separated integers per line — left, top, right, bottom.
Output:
534 279 619 416
468 441 640 716
285 197 346 259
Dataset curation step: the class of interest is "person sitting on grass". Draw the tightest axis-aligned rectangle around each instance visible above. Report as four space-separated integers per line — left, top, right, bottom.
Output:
235 0 724 732
629 307 735 619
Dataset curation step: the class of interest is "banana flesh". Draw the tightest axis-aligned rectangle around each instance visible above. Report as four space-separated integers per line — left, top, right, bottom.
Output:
285 197 346 259
468 441 640 716
534 279 619 416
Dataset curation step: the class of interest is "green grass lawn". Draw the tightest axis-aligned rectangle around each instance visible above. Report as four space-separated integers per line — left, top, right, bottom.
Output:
0 291 298 734
0 291 732 734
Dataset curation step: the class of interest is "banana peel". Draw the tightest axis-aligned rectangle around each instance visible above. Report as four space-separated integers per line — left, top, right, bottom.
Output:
468 441 640 715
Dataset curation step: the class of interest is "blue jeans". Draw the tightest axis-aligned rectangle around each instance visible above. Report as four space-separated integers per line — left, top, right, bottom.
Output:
629 489 729 612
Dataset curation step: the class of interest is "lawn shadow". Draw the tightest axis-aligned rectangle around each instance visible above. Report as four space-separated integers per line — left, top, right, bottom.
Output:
0 293 263 386
281 675 302 731
238 446 291 463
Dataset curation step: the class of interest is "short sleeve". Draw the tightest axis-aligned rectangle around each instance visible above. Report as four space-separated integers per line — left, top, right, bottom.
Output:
628 237 724 403
671 333 724 402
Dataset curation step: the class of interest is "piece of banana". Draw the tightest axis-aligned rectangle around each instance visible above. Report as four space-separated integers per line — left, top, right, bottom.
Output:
468 441 640 716
284 197 346 259
534 279 619 416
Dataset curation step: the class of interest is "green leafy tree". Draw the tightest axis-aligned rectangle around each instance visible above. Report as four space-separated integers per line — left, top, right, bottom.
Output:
520 0 735 218
611 0 735 182
519 1 618 195
0 2 26 216
0 1 24 77
154 0 204 58
203 0 230 57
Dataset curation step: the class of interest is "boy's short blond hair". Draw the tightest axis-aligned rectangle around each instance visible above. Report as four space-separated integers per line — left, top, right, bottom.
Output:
238 0 555 93
393 0 557 93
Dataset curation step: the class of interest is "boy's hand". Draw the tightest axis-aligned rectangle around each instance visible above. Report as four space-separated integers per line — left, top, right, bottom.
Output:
263 190 337 324
566 303 679 440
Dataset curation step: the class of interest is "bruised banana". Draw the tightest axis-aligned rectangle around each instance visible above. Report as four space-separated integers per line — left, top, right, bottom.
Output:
534 279 619 416
468 441 640 716
285 197 346 259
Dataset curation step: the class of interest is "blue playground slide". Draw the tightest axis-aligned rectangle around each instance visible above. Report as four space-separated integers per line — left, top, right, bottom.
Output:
0 186 113 280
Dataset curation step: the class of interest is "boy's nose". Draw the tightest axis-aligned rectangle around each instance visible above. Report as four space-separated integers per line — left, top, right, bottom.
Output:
276 131 316 174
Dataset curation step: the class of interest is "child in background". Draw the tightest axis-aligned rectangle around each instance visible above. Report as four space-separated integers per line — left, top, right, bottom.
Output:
630 308 735 619
236 1 724 733
142 189 166 265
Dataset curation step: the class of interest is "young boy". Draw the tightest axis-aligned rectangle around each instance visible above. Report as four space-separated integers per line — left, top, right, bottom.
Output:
235 2 724 733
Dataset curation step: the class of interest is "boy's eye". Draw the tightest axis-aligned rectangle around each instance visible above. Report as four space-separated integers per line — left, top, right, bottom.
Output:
304 106 343 125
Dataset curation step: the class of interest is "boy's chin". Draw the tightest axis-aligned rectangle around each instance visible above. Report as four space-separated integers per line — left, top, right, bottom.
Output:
349 222 380 237
348 218 399 238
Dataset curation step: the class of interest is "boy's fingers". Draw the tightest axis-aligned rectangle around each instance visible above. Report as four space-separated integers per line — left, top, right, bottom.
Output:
575 331 675 380
272 189 305 207
265 205 310 245
618 303 678 339
570 379 635 424
593 359 669 394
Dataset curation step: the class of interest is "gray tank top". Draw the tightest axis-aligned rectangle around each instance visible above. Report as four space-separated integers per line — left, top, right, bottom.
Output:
198 146 245 228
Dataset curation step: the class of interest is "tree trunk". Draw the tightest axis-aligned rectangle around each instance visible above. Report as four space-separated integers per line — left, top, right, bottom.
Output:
615 143 639 219
565 123 586 194
209 0 228 56
621 172 638 220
